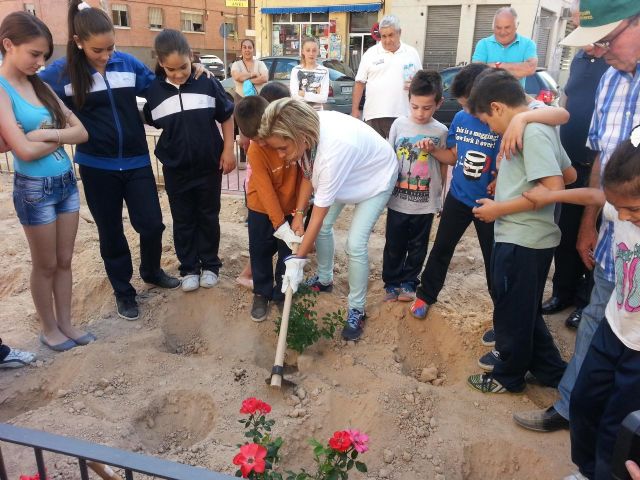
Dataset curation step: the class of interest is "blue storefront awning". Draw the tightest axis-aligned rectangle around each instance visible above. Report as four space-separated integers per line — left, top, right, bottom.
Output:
261 3 380 14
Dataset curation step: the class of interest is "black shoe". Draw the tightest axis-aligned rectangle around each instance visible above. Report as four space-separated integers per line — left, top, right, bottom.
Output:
144 269 180 290
541 296 571 315
565 308 582 329
513 406 569 432
251 295 269 323
481 328 495 347
478 349 502 371
116 297 139 321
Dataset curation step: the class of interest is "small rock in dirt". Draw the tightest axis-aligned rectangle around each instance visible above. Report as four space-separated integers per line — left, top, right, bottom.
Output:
72 401 85 411
405 393 415 403
420 366 438 383
105 385 115 394
432 378 444 387
402 451 412 462
332 380 340 387
94 390 104 397
430 417 438 428
417 384 430 395
98 378 110 389
383 449 394 464
295 386 307 400
35 360 44 368
378 468 390 479
435 474 445 480
56 389 70 398
342 354 355 366
146 417 155 429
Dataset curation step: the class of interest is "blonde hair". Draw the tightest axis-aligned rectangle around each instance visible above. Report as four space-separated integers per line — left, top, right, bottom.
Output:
258 98 320 149
300 36 319 67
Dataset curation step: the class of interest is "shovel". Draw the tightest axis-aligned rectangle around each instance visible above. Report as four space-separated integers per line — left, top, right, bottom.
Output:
268 244 299 389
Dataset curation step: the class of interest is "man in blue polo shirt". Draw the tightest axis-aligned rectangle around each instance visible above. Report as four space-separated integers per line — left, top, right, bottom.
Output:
472 7 538 86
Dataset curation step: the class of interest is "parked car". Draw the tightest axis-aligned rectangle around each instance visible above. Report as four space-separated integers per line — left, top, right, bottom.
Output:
199 54 226 80
221 56 355 114
434 66 561 126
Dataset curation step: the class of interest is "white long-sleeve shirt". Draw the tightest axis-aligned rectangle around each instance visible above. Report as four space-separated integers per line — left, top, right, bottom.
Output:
290 64 329 110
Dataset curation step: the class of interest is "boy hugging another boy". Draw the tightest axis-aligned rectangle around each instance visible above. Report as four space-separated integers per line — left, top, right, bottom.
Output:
382 71 448 302
234 92 302 323
467 70 571 394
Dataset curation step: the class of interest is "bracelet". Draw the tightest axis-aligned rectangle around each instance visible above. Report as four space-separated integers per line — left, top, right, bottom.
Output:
55 129 61 146
293 209 305 216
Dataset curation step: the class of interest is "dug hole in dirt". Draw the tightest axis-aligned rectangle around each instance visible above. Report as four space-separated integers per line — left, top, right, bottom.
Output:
0 175 576 479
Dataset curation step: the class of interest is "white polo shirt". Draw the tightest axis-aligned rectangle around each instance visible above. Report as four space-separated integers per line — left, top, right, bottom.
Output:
355 42 422 121
312 111 398 207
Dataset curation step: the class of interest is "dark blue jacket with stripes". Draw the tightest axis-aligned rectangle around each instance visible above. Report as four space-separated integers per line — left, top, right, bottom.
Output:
39 51 154 171
142 73 234 182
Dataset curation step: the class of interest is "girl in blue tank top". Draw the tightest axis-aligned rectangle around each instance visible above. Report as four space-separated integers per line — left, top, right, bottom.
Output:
0 11 94 352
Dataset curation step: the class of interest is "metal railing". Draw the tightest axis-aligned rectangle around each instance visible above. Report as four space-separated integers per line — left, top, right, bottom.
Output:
1 133 246 194
0 423 235 480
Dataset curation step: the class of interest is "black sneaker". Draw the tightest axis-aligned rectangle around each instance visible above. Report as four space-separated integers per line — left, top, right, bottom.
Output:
341 308 366 341
144 269 181 290
478 349 502 371
305 275 333 293
116 297 139 321
251 295 269 322
565 308 582 329
481 328 495 347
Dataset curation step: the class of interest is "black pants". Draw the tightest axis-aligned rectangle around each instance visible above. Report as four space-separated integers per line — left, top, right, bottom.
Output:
491 243 567 391
164 171 223 276
79 164 165 299
382 209 434 288
0 339 9 361
552 163 593 306
571 320 640 480
416 193 494 304
248 209 291 301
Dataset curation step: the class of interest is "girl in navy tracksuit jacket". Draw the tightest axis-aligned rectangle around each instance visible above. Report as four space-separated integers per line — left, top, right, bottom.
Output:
143 29 235 292
39 1 185 320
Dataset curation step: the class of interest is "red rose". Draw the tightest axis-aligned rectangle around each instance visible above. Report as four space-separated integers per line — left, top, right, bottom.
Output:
240 397 271 415
233 443 267 478
328 430 352 452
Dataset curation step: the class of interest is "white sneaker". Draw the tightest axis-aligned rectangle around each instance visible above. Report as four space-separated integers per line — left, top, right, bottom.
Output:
182 274 200 292
0 348 36 368
563 472 588 480
200 270 219 288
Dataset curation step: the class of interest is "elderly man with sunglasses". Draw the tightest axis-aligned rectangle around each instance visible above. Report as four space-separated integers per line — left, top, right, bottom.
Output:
510 1 640 479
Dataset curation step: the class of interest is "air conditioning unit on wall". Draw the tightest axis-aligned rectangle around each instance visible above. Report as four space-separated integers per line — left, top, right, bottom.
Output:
561 7 572 19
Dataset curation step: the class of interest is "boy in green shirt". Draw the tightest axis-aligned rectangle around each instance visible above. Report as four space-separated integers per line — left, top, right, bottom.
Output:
466 70 573 394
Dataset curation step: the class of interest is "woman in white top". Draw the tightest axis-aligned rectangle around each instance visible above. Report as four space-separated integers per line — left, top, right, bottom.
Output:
258 98 398 342
290 37 329 111
230 39 268 99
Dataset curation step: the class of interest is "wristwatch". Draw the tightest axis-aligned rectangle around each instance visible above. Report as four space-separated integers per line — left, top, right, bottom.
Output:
495 62 502 69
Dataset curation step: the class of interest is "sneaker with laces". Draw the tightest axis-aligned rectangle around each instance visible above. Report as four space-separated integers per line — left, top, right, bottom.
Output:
481 328 495 347
0 347 36 369
384 286 399 302
563 472 588 480
305 275 333 293
182 274 200 292
467 372 510 394
145 269 181 290
116 296 139 321
397 283 416 302
251 295 269 322
410 298 430 320
478 349 502 371
200 270 219 288
341 308 366 340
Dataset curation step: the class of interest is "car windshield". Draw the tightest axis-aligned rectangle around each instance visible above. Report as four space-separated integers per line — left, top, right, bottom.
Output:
322 59 355 79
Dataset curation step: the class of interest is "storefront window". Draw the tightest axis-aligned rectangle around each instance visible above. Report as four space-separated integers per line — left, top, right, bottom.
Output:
272 14 330 58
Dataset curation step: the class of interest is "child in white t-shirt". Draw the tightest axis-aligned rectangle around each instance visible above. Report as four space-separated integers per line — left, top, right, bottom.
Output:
290 37 329 111
522 128 640 480
382 70 448 302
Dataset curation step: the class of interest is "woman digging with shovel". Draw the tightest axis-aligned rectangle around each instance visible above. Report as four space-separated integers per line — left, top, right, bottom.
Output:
258 98 398 341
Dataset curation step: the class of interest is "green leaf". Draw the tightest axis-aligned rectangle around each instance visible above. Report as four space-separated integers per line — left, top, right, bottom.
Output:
350 450 358 459
347 459 354 470
355 461 368 473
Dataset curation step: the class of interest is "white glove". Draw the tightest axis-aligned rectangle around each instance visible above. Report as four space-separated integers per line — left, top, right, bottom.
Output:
273 222 303 250
282 255 308 293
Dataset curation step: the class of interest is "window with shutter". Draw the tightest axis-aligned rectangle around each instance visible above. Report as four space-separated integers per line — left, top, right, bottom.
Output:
149 7 163 29
181 11 205 32
112 4 129 28
471 4 509 57
535 9 554 68
423 5 461 70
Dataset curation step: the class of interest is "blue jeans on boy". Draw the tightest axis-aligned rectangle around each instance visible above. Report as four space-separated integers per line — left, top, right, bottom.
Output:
315 177 395 311
554 263 616 420
491 243 567 391
570 320 640 480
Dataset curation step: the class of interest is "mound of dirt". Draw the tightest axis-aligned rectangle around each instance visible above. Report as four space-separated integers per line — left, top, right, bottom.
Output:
0 175 576 479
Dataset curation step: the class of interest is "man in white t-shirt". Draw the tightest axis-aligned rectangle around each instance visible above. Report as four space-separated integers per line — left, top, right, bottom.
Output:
351 15 422 138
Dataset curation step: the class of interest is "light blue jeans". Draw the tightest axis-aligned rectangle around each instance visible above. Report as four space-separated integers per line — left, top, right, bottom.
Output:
554 263 616 420
316 176 395 311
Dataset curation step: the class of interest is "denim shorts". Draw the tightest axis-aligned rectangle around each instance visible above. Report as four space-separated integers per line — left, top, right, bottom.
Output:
13 170 80 226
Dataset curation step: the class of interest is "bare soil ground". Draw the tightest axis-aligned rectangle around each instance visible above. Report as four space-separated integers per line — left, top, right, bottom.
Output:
0 173 577 479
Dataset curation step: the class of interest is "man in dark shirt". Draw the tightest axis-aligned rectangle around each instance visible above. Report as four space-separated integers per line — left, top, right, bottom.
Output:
541 49 609 326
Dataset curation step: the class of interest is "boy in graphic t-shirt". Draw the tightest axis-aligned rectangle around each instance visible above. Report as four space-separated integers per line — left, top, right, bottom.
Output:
381 71 448 302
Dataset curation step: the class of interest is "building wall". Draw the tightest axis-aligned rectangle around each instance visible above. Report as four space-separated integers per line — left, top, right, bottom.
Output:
392 0 572 77
0 0 253 68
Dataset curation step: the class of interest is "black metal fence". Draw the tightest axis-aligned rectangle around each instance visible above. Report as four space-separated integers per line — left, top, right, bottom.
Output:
0 423 235 480
0 132 246 194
